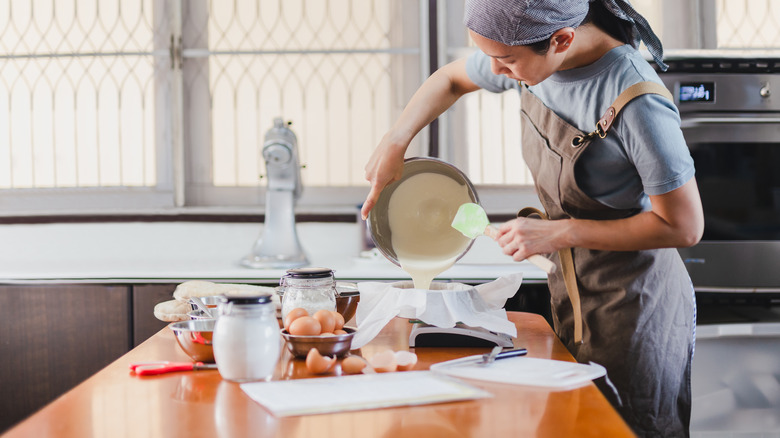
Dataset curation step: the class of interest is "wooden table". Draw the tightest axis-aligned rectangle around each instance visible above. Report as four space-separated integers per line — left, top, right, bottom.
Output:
3 312 635 438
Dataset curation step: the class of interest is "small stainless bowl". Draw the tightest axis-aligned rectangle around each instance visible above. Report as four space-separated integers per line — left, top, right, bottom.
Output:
187 309 214 320
336 282 360 323
169 319 215 363
336 292 360 324
281 326 356 358
188 295 222 311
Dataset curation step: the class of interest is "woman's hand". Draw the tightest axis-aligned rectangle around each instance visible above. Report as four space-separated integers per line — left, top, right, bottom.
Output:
496 217 570 262
494 178 704 258
360 133 408 220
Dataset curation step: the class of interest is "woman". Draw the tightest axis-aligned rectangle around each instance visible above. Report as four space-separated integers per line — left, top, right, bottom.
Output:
361 1 703 436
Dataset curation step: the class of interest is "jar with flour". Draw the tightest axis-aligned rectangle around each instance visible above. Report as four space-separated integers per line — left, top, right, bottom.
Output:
213 294 280 382
279 267 338 320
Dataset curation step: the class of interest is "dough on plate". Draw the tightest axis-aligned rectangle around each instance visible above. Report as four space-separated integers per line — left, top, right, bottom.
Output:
173 280 280 308
153 299 191 322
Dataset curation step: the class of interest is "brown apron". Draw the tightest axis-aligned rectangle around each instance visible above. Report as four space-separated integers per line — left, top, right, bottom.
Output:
520 82 696 437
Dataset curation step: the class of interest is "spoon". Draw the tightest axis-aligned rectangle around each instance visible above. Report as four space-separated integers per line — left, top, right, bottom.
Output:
190 296 213 318
451 202 557 274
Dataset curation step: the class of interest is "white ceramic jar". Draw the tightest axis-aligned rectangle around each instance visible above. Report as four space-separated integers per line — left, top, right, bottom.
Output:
279 267 337 320
213 294 280 382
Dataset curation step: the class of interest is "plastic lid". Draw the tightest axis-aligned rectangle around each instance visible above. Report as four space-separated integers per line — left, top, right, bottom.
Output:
285 267 334 279
220 294 272 305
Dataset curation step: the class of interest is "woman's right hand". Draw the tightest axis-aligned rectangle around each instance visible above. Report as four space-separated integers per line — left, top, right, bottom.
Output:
360 132 409 220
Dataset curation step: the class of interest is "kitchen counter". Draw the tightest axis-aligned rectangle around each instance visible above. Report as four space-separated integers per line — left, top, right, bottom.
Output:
1 312 634 438
0 222 548 284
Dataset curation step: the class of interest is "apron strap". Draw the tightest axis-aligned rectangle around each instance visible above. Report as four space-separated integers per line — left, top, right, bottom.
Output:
517 207 583 344
572 81 674 147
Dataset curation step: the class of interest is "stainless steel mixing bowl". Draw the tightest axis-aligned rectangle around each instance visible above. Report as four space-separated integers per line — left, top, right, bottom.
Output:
367 157 479 267
169 319 215 363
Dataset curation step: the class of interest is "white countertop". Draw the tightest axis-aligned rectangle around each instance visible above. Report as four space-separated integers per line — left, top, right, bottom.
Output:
0 222 548 284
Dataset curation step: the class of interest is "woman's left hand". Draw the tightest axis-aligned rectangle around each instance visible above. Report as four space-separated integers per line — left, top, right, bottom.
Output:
495 217 569 262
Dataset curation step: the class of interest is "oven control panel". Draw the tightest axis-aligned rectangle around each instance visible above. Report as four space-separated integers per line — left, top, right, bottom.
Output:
654 58 780 112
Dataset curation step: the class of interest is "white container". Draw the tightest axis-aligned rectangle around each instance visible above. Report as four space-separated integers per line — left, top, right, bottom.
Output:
213 294 280 382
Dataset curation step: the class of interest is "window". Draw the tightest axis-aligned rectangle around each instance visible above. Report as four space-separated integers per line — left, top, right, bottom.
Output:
3 0 779 216
1 0 426 215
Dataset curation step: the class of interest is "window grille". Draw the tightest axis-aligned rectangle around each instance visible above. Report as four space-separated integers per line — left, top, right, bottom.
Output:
716 0 780 48
2 0 780 215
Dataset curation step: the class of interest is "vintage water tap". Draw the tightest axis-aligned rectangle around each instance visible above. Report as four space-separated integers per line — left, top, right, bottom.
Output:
241 118 308 268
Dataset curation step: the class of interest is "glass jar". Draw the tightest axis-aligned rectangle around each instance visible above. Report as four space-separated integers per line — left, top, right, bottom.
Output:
279 267 337 320
212 294 280 382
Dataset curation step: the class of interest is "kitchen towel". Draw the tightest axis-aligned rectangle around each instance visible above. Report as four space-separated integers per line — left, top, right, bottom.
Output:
352 273 523 349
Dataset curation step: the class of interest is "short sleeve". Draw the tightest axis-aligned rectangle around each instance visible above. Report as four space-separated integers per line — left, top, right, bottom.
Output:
617 94 695 196
465 50 520 94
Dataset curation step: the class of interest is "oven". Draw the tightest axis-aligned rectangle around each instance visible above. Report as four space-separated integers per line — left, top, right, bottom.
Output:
656 57 780 435
657 57 780 293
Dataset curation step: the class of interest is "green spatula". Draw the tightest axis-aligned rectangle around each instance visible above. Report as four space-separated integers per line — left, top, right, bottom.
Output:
451 203 556 274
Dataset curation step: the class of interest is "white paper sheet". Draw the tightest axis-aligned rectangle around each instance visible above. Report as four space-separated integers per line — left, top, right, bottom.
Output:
430 356 606 391
240 371 491 417
352 273 523 349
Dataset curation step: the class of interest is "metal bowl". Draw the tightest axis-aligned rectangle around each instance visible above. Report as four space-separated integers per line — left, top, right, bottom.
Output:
367 157 479 267
336 282 360 323
281 326 356 358
188 295 222 311
187 309 213 320
169 319 215 363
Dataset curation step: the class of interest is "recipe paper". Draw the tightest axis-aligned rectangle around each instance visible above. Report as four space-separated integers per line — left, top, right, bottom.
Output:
240 371 491 417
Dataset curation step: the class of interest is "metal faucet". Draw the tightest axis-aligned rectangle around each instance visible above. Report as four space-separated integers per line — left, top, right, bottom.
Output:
241 118 308 269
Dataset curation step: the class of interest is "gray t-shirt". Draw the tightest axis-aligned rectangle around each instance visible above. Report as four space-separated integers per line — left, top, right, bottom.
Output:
465 44 694 211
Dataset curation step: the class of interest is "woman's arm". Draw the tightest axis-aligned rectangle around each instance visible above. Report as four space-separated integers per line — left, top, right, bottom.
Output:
496 177 704 259
361 58 481 220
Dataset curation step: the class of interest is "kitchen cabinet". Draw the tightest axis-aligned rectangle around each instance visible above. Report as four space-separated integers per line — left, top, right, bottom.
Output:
131 283 179 347
0 284 131 432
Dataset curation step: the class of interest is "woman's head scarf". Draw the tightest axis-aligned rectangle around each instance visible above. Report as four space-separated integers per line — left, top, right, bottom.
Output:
464 0 667 70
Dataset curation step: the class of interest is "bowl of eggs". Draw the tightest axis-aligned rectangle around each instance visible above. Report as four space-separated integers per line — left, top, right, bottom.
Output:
281 308 356 358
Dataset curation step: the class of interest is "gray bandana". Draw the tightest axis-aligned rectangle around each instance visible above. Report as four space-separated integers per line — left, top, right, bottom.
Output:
464 0 668 71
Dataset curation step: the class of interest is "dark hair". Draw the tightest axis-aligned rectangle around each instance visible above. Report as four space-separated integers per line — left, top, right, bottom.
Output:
525 1 635 55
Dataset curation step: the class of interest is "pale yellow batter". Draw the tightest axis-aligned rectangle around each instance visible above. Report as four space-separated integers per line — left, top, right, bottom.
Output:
388 172 473 289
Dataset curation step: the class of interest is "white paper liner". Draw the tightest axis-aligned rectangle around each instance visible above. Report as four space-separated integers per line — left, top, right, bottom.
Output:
352 273 523 349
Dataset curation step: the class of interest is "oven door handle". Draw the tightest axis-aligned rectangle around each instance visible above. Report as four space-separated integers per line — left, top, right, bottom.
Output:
682 116 780 127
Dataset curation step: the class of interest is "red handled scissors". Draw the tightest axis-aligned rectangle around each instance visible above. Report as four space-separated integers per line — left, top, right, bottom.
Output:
129 361 218 376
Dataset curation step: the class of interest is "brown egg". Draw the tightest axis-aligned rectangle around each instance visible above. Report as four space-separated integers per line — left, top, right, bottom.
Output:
368 349 397 373
395 351 418 371
288 316 321 336
331 311 345 330
333 329 348 335
306 348 336 374
312 309 336 334
283 308 309 330
341 356 368 375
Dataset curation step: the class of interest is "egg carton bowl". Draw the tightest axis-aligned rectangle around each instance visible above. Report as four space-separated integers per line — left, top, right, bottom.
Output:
281 326 356 358
169 319 215 363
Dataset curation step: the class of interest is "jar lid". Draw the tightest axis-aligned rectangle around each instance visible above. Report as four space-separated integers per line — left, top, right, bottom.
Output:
285 267 334 279
220 294 272 305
